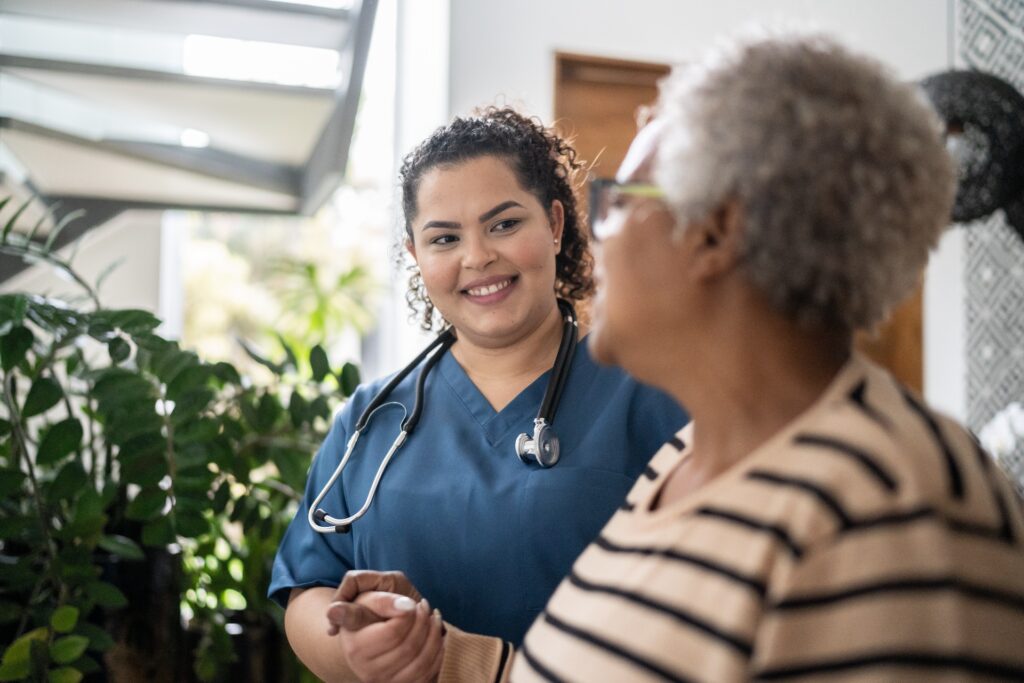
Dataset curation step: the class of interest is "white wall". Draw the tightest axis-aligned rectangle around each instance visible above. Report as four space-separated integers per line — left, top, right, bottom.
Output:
448 0 951 120
1 209 165 317
447 0 965 418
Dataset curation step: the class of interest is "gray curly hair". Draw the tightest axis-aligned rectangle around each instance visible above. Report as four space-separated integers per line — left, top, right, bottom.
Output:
655 33 955 331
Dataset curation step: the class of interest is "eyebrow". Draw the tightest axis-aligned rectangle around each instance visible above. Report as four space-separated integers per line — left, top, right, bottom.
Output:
420 200 525 231
478 200 523 223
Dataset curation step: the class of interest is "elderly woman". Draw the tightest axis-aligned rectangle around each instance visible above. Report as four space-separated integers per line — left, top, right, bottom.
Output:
330 34 1024 681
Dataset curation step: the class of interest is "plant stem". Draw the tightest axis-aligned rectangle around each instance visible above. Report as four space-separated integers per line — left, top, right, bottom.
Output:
2 371 59 638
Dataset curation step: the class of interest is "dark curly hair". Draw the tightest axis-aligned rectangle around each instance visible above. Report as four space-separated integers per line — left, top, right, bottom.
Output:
399 106 593 330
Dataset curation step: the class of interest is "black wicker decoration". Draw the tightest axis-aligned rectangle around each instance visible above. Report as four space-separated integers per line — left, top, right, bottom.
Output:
920 70 1024 232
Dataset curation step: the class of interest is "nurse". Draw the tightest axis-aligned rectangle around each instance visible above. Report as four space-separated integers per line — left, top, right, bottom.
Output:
269 107 686 682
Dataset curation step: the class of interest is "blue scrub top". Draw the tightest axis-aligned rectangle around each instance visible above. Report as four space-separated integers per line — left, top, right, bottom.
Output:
269 336 686 645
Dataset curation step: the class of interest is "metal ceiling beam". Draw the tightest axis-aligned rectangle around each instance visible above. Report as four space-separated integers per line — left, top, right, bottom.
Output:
300 0 376 215
0 194 295 282
0 54 335 95
149 0 351 20
0 0 350 49
0 197 122 283
0 117 302 197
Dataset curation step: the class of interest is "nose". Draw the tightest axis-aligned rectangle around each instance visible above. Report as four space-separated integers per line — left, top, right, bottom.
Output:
462 234 497 270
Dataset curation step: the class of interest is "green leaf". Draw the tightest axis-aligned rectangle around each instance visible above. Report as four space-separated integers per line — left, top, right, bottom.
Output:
105 408 162 446
0 197 32 244
50 462 87 500
277 333 299 371
98 535 144 561
257 392 283 432
91 309 161 335
271 448 308 490
309 395 330 422
92 370 155 410
107 337 131 364
125 488 166 521
50 606 80 633
85 581 127 609
22 376 63 418
175 472 213 496
37 418 83 465
166 364 212 402
0 325 33 371
211 361 241 386
0 294 28 336
339 362 360 397
174 418 218 445
237 338 286 375
49 636 88 665
43 207 85 251
141 516 175 546
117 432 166 463
154 349 199 386
174 510 209 537
86 320 115 342
1 627 47 667
309 344 330 382
0 468 26 497
169 388 214 425
75 624 114 653
288 391 308 428
47 666 84 683
0 418 10 438
70 655 99 675
0 660 29 681
73 488 104 524
121 453 168 488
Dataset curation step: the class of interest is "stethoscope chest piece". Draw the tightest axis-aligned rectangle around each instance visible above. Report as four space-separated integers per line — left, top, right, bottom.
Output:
514 299 577 469
516 419 560 468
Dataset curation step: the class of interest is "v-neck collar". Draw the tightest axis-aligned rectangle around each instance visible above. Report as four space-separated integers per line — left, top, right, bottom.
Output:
436 339 589 449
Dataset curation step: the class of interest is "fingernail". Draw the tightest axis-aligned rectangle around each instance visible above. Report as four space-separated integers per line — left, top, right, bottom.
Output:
432 608 441 625
394 596 416 612
419 598 431 613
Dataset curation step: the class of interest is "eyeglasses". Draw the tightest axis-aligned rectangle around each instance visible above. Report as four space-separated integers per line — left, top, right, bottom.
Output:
588 179 668 242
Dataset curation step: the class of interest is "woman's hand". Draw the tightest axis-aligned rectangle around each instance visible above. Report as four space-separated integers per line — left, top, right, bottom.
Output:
326 572 445 683
335 569 422 605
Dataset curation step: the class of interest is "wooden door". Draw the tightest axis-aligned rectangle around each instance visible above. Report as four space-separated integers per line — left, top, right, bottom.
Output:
552 51 924 393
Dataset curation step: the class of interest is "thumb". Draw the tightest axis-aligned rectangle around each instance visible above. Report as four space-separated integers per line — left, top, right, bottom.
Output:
326 593 417 632
326 602 382 633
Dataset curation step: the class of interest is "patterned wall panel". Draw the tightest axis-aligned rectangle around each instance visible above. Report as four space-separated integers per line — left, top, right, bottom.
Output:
958 0 1024 488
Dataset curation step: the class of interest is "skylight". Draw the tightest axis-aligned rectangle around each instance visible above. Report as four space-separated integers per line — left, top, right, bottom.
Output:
182 35 341 89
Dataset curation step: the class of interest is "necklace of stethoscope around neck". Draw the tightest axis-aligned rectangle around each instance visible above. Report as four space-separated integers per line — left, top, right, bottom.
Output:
307 299 579 534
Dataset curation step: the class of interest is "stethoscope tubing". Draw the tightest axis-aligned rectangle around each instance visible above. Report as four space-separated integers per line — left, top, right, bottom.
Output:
308 301 576 534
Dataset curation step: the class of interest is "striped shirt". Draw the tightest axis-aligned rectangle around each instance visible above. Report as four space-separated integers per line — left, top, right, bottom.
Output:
438 354 1024 682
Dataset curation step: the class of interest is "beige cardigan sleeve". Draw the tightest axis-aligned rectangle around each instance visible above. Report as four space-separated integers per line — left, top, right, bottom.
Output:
438 624 515 683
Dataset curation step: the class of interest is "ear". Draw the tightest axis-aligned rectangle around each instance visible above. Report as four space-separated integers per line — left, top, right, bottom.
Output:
548 200 565 253
688 200 744 281
405 237 417 261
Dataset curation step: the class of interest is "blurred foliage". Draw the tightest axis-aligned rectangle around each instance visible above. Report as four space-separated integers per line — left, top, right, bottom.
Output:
181 208 379 384
0 199 361 682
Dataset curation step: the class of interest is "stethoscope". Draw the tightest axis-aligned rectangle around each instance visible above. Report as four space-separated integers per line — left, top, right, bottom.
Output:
308 299 579 534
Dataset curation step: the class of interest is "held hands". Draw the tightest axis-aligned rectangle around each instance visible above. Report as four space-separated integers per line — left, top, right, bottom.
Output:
326 571 445 683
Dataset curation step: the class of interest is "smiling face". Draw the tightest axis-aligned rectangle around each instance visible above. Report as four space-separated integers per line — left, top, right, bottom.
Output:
407 155 564 348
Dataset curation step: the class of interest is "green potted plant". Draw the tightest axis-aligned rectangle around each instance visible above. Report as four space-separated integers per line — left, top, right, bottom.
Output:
0 201 360 682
